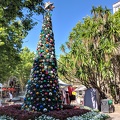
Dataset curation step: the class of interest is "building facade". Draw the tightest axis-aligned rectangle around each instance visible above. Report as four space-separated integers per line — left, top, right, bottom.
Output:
113 1 120 13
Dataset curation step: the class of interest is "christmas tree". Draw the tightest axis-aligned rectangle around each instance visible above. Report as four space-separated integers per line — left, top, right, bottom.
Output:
22 2 62 113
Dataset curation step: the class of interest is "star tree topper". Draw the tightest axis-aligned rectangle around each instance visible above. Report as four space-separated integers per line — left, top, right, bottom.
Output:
44 1 55 11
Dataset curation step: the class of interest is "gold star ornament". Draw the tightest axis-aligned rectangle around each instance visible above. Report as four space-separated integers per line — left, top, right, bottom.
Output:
44 1 55 11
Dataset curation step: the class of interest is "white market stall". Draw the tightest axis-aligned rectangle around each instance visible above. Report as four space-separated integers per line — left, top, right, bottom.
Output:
75 85 87 91
58 79 71 104
58 79 71 86
75 85 87 106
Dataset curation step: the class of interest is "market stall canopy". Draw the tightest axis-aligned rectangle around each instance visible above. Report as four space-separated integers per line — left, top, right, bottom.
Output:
58 79 71 86
75 85 87 91
7 88 16 91
0 83 2 92
2 87 16 91
0 83 2 87
2 88 7 91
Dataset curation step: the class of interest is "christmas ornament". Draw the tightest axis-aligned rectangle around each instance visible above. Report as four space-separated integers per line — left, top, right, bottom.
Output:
44 1 55 11
42 98 45 101
50 106 53 110
43 108 47 112
49 92 52 96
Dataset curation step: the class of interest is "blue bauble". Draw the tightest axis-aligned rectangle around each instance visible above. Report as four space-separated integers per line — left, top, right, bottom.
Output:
27 80 31 84
54 90 56 93
40 105 43 109
46 44 49 47
36 84 39 88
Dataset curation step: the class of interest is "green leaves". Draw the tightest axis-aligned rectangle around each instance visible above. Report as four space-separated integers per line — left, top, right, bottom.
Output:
0 0 44 82
58 6 120 95
12 47 35 86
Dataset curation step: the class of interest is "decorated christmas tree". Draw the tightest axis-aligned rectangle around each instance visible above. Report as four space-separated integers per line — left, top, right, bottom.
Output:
22 2 62 113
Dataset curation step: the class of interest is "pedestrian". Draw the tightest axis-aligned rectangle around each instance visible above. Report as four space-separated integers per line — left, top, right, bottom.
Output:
8 92 13 102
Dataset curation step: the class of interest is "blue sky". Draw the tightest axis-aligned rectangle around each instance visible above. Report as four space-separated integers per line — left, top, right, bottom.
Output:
23 0 118 59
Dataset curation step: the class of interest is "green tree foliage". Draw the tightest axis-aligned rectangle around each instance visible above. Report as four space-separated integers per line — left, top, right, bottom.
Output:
11 47 35 90
0 0 44 82
0 0 44 30
58 6 120 100
0 19 26 82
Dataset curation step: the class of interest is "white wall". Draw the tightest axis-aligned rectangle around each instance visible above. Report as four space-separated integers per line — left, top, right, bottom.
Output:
113 1 120 13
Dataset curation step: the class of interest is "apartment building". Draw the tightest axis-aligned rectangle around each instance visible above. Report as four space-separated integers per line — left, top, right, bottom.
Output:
113 1 120 13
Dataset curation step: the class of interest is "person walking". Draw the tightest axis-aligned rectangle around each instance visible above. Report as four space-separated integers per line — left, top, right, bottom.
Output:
8 92 13 102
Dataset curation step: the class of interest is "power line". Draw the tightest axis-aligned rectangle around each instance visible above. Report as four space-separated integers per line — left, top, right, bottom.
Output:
31 16 43 23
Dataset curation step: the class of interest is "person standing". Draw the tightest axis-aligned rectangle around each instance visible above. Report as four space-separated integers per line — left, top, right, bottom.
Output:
8 92 13 102
68 85 76 104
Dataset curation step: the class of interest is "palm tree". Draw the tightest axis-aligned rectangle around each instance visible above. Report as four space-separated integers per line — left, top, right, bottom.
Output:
60 44 65 53
104 6 111 22
96 6 104 18
91 6 97 19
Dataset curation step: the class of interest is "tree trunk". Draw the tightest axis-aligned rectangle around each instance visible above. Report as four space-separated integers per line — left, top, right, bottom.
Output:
19 77 24 94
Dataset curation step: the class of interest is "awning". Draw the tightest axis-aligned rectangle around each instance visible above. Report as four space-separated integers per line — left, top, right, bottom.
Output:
75 85 87 91
58 79 71 86
0 83 2 87
2 88 7 91
2 87 16 91
7 88 16 91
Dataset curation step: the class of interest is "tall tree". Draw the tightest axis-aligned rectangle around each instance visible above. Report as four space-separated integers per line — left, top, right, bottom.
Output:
58 6 120 100
11 47 35 92
0 21 26 82
0 0 44 81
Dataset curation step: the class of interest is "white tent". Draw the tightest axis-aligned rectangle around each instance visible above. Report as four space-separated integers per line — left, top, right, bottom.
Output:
58 79 71 86
0 83 2 87
75 85 87 91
